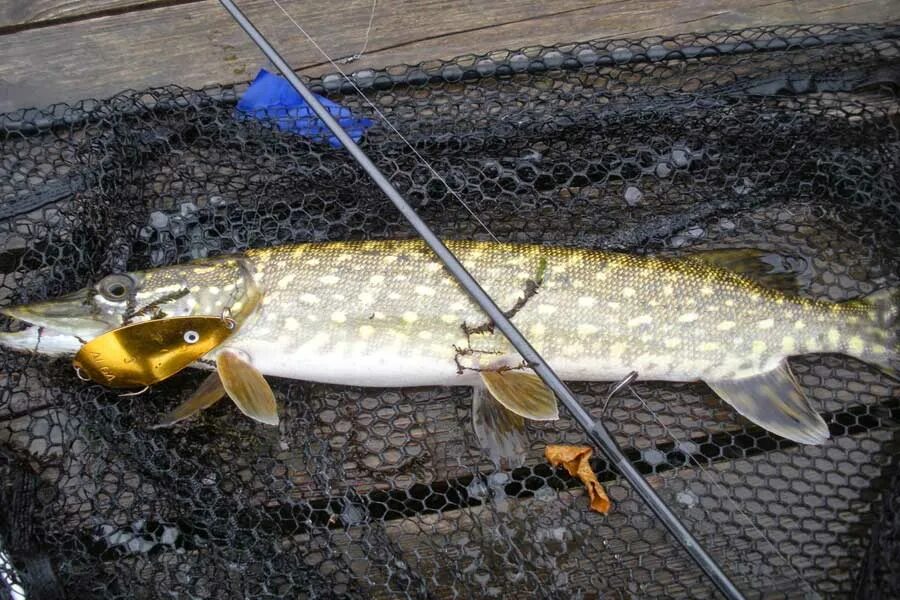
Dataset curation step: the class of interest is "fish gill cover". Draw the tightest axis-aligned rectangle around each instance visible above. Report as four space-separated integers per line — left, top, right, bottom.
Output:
1 22 899 600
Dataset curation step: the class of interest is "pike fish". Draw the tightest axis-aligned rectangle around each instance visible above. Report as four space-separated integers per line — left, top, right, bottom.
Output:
1 240 897 465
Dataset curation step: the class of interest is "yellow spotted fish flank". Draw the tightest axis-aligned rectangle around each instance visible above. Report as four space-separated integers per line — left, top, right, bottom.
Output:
225 241 892 384
2 240 898 455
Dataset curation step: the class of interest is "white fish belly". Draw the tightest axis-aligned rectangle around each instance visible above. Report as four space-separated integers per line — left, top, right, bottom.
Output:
227 339 473 387
226 336 701 389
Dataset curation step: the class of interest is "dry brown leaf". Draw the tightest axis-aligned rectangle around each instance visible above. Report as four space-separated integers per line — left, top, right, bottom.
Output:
545 444 611 514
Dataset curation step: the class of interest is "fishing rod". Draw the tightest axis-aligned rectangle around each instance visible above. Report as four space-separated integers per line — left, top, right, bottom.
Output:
217 1 745 598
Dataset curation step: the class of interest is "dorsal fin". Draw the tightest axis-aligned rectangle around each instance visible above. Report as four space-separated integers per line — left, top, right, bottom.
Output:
686 248 801 295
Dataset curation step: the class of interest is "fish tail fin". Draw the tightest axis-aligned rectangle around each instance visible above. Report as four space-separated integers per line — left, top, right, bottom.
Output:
844 287 900 377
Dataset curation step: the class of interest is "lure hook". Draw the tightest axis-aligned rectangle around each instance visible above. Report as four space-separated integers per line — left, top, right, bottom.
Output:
74 365 91 382
601 371 639 416
119 386 150 398
221 307 237 330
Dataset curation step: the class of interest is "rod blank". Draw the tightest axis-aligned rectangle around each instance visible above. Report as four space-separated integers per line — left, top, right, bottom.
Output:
216 2 745 598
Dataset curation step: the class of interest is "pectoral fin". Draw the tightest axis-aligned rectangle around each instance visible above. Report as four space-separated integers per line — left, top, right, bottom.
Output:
472 387 528 469
154 371 227 428
217 349 279 426
480 370 559 421
706 361 829 444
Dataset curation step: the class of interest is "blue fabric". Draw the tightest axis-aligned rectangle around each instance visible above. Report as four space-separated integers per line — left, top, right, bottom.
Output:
236 69 373 148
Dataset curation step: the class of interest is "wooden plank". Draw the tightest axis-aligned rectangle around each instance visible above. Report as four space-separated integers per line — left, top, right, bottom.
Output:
330 427 896 598
2 0 899 113
0 1 162 30
7 371 893 597
276 360 897 500
52 424 893 597
275 379 737 500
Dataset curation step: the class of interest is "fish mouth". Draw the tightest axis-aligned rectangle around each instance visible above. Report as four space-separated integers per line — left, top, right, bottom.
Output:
0 289 114 342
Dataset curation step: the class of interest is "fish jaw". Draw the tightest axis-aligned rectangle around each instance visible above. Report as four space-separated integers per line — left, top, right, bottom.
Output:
0 325 84 355
0 254 262 359
1 288 116 339
0 290 118 356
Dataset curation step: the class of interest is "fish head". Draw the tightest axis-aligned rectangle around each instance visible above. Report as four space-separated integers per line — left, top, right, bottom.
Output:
1 257 259 355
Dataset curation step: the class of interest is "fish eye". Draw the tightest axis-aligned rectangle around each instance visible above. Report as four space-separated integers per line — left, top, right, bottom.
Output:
98 274 135 302
183 330 200 344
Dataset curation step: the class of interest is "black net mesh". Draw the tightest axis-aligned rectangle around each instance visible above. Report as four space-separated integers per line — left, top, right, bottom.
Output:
1 22 899 599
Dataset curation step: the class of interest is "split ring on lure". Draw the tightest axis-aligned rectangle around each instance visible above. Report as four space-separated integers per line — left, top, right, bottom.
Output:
72 316 235 389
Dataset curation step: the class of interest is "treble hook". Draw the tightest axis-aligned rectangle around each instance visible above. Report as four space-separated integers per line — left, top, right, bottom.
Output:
221 307 236 330
119 386 150 398
601 371 639 416
74 365 91 382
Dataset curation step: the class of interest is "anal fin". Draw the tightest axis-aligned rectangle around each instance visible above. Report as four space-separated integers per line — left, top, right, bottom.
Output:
217 349 279 426
706 361 829 445
480 370 559 421
472 387 528 470
154 371 227 428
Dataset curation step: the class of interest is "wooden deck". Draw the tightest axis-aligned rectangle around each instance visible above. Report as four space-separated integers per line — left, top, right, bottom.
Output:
1 0 899 113
2 2 900 598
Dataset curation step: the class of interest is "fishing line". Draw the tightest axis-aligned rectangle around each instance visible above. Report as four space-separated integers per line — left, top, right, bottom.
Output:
339 0 377 64
269 0 502 244
219 2 745 597
628 385 818 596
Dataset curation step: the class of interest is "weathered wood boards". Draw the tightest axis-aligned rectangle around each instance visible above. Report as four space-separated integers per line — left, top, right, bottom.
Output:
2 0 899 112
